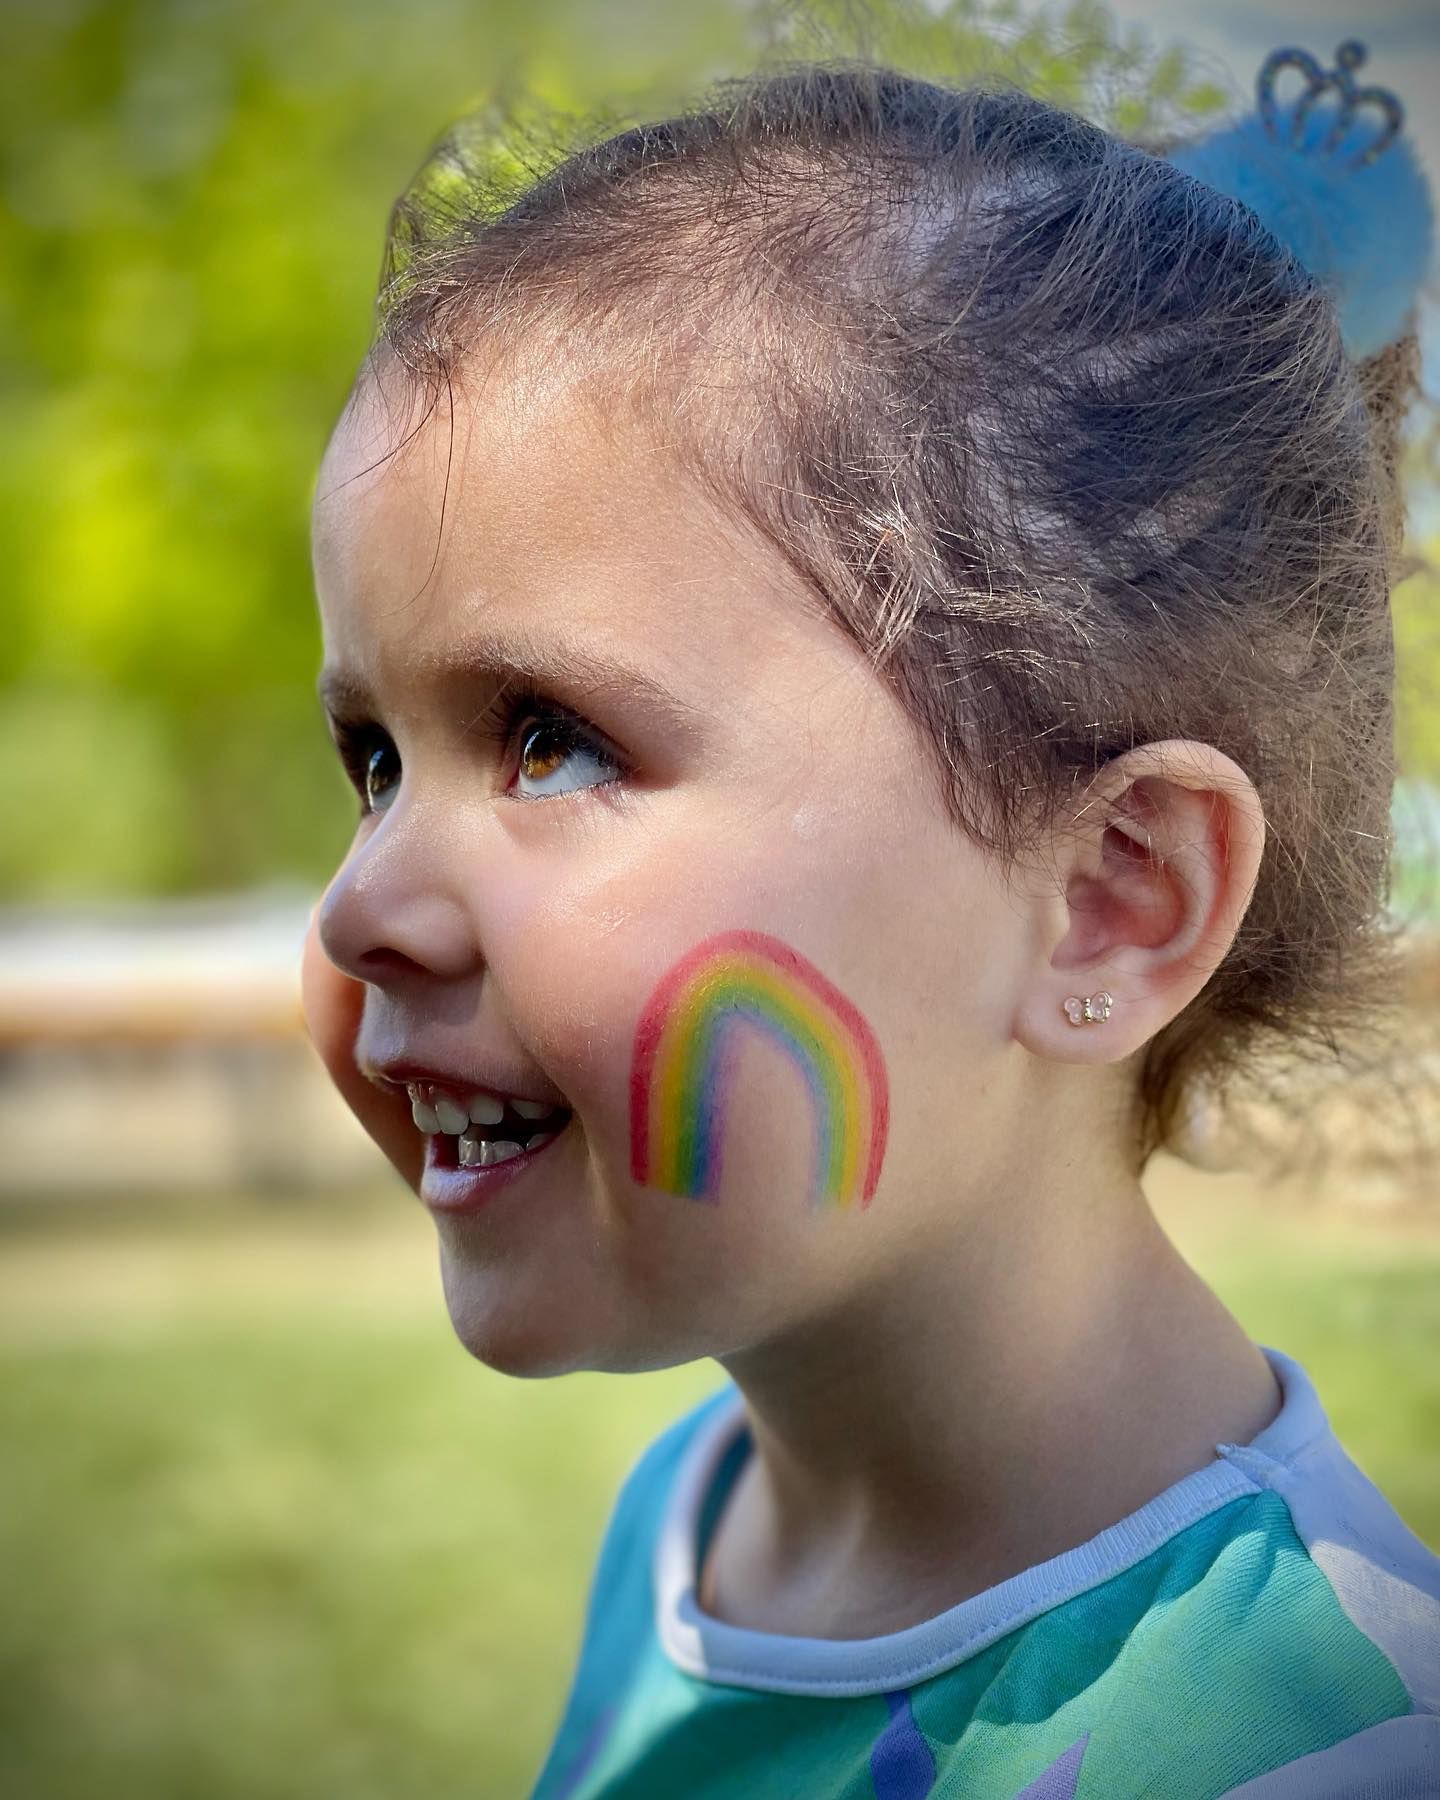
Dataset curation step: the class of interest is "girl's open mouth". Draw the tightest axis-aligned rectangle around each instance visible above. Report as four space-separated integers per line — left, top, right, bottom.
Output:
426 1112 569 1171
417 1098 575 1215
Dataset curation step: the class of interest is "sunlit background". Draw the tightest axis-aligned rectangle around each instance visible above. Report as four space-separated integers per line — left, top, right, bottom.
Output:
3 2 1438 1794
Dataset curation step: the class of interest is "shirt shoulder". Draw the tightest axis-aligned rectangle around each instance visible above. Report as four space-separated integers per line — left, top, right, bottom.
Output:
1197 1347 1440 1798
1213 1714 1440 1796
1213 1346 1440 1718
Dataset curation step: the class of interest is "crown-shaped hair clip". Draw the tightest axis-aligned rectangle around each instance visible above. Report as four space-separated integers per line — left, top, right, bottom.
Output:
1166 39 1435 360
1256 41 1403 170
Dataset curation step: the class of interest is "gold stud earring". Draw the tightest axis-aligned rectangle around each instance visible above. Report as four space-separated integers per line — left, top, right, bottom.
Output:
1062 991 1113 1026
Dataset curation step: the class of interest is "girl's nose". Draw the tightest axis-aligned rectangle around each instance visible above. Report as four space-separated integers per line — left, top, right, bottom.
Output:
316 810 481 986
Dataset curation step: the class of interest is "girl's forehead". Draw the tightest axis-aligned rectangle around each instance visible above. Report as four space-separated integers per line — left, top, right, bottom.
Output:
309 354 831 698
315 356 668 569
317 367 684 611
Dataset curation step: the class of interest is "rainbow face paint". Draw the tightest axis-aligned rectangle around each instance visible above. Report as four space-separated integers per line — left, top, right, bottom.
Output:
628 929 889 1210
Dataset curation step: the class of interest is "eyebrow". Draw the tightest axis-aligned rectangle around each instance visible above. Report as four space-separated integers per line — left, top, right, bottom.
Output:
315 629 705 738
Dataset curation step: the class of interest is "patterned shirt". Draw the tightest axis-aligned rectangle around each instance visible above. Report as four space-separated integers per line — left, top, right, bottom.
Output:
527 1345 1440 1798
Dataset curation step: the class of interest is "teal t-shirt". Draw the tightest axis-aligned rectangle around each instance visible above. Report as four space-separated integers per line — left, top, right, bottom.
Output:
527 1346 1440 1798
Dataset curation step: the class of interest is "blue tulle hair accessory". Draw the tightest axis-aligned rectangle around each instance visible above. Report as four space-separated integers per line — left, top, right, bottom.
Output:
1166 40 1434 360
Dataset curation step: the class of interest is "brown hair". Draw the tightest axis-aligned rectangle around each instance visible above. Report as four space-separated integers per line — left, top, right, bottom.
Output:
354 62 1424 1175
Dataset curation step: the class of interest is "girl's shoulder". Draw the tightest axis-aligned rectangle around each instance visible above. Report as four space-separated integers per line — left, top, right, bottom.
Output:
1209 1345 1440 1723
1156 1342 1440 1796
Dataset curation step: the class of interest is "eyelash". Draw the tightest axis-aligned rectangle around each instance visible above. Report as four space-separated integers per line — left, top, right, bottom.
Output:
331 688 625 817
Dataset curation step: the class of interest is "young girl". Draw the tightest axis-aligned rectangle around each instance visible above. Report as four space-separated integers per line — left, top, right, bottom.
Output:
300 36 1440 1799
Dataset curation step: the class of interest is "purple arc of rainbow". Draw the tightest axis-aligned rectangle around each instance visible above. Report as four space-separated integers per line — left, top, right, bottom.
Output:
628 929 889 1209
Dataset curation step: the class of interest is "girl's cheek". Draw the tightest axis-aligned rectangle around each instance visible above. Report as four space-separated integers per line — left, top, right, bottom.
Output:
484 821 896 1214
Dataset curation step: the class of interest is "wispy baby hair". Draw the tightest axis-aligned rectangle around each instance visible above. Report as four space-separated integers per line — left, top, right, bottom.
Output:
360 54 1428 1173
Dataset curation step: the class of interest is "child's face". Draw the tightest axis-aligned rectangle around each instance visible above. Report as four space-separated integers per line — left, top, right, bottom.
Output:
311 350 1035 1377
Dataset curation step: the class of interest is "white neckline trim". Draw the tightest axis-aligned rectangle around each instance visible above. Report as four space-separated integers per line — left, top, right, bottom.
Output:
654 1344 1325 1695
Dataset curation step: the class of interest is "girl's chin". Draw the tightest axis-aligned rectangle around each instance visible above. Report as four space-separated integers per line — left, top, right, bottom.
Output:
434 1257 608 1376
447 1324 682 1379
441 1301 596 1379
435 1270 713 1378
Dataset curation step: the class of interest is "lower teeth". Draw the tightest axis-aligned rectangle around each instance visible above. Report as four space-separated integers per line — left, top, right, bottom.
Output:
458 1134 524 1168
451 1113 567 1169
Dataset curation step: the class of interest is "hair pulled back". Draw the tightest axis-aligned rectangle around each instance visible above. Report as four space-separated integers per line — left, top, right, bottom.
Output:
361 61 1422 1173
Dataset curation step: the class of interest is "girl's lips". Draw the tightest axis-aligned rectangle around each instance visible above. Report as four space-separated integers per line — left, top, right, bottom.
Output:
419 1119 570 1215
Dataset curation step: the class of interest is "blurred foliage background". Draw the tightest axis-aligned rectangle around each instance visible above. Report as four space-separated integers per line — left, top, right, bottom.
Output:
5 0 1437 905
3 2 1438 1797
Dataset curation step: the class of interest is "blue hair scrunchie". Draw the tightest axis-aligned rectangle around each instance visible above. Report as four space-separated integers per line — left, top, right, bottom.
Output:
1166 41 1434 361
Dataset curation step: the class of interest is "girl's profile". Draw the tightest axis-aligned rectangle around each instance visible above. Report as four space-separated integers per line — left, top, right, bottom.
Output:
301 33 1440 1800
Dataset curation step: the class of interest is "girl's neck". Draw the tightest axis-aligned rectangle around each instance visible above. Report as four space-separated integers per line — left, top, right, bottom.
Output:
704 1186 1281 1640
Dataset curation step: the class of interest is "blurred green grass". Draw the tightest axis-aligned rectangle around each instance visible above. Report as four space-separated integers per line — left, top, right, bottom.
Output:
0 1164 1436 1800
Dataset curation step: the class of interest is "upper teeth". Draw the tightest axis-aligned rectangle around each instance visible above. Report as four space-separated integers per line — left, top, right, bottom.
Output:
512 1098 555 1120
407 1085 564 1136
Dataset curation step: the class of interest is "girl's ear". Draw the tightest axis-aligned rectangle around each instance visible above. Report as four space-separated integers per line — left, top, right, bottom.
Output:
1011 739 1266 1065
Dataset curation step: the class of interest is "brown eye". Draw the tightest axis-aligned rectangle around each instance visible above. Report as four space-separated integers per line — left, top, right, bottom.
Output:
512 709 620 800
332 721 400 817
362 739 400 812
519 721 568 783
